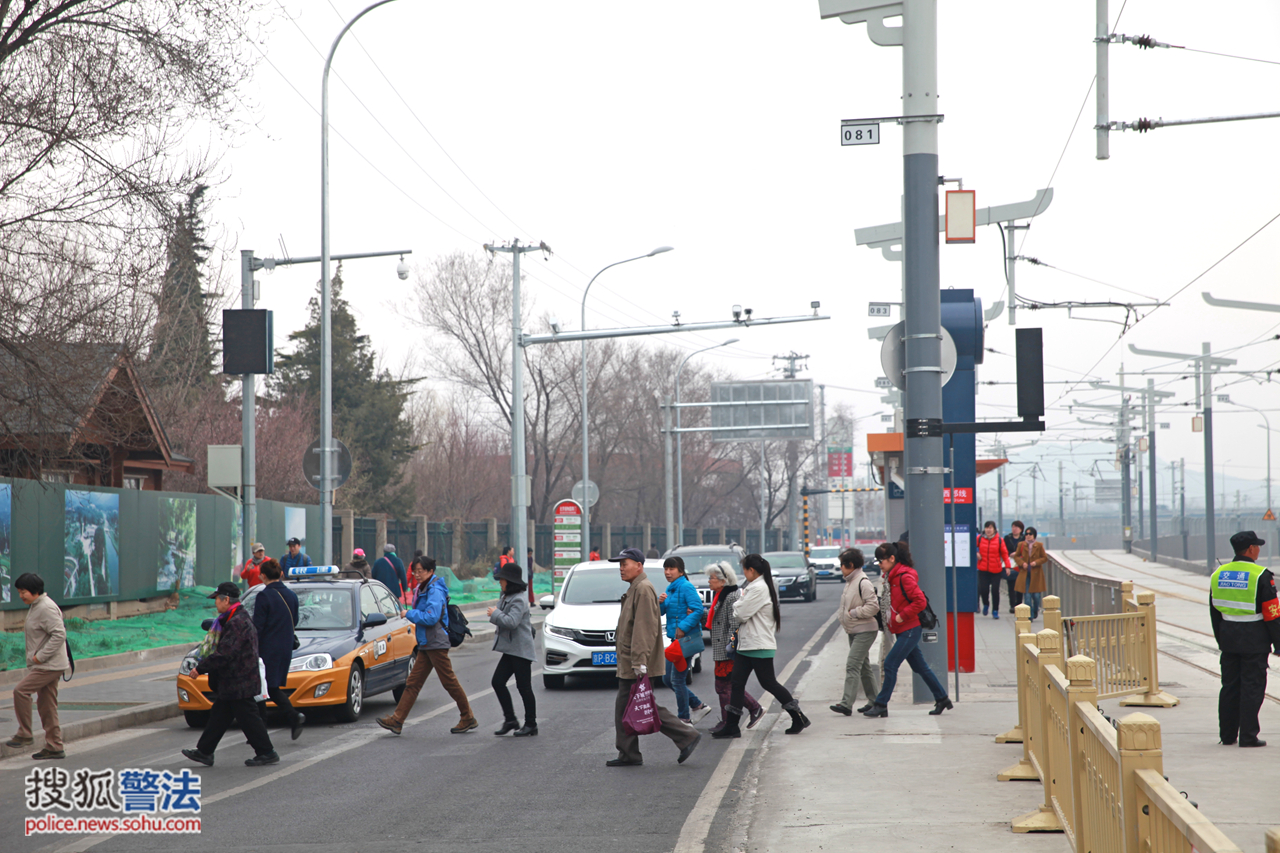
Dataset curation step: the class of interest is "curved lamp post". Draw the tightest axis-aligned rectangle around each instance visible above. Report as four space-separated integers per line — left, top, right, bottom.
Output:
579 246 673 560
674 339 738 544
320 0 401 564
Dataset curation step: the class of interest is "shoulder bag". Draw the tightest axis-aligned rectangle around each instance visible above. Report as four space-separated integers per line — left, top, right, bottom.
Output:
899 576 939 630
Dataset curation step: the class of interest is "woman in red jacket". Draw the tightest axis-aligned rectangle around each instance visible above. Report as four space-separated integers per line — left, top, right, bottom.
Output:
977 521 1010 619
862 541 951 718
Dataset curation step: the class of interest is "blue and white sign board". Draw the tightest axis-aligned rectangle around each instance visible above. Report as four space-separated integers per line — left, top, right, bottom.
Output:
943 524 971 568
287 565 341 577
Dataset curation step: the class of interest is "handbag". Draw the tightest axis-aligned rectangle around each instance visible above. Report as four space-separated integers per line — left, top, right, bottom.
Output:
725 629 739 656
273 589 301 650
899 577 939 630
678 629 704 658
621 675 661 735
254 657 269 702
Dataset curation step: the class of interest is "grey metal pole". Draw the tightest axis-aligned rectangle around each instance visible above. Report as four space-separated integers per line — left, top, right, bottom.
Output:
320 0 400 566
901 0 946 702
1180 458 1188 559
1120 365 1132 552
512 243 529 585
1005 222 1017 326
819 384 826 539
663 396 674 552
760 438 767 552
1147 378 1157 566
1096 0 1110 160
240 250 256 567
1059 459 1065 538
1203 343 1216 571
948 437 959 699
675 339 736 547
996 441 1005 535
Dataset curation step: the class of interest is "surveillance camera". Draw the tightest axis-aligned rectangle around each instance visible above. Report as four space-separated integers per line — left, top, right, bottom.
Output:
549 316 561 335
744 307 753 318
732 304 742 321
811 300 820 310
396 257 410 281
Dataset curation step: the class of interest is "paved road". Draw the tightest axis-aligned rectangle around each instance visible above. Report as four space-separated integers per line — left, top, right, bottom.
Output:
3 585 841 853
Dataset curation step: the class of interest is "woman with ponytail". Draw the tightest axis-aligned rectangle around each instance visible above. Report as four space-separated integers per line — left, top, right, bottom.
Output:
712 553 810 738
861 541 952 718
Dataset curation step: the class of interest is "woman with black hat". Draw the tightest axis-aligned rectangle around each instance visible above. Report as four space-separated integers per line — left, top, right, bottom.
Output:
487 563 537 736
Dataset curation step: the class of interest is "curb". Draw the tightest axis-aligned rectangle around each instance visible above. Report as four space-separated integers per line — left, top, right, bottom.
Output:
0 700 182 759
0 642 196 687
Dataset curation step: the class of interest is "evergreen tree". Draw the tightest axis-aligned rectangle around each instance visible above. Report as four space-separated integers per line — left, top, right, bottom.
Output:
149 185 216 393
273 264 417 515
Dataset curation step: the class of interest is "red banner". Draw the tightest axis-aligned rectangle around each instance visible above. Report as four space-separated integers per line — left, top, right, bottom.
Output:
943 488 973 504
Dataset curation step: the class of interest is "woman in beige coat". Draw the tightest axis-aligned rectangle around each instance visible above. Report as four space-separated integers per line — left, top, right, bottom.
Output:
830 548 880 716
1013 526 1047 620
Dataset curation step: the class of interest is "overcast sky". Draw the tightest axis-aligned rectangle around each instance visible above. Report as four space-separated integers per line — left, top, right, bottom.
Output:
206 0 1280 518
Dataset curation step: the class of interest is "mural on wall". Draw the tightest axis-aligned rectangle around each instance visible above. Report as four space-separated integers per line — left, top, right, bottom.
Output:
0 483 11 603
64 490 120 598
285 506 307 555
157 496 197 591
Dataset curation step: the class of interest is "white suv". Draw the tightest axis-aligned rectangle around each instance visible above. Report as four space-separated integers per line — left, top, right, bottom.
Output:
540 560 699 688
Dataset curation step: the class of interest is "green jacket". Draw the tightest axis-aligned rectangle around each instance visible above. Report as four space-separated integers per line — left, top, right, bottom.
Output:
1208 558 1280 655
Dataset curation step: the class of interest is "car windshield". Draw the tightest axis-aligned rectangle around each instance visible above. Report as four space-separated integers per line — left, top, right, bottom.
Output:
295 587 355 630
674 553 738 576
560 567 667 604
810 547 840 560
765 552 808 569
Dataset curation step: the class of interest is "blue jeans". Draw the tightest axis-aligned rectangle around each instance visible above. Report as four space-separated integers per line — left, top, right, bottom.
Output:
664 658 704 720
874 625 948 706
1024 591 1043 619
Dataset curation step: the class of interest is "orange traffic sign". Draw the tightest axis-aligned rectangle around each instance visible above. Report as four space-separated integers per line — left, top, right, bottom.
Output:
1264 509 1276 521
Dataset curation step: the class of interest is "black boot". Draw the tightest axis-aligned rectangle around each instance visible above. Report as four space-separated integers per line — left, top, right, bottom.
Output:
513 722 538 737
494 719 519 736
711 707 742 739
861 702 888 718
782 700 810 735
929 698 953 716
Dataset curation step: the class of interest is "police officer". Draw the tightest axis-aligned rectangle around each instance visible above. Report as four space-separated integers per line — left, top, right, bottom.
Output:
1209 531 1280 747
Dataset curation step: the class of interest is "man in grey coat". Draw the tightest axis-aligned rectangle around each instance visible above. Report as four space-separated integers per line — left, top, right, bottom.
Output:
6 573 70 759
609 548 699 767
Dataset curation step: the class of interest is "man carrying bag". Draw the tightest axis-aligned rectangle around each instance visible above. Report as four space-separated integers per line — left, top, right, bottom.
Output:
608 548 700 768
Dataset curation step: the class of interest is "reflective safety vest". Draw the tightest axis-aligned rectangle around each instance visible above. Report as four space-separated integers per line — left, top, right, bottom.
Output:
1210 561 1264 622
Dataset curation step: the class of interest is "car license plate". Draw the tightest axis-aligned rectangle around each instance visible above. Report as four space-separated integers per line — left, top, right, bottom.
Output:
778 586 788 592
591 651 617 666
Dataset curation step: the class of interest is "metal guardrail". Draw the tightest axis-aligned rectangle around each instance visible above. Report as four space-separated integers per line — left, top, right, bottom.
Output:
1043 549 1128 616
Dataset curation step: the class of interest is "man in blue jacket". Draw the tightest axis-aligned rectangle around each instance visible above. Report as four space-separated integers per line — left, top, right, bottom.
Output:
372 544 407 598
280 538 312 572
376 556 476 735
252 560 304 741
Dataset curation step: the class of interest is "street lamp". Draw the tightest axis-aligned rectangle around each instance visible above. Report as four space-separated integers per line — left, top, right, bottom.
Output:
319 0 402 564
675 339 739 543
579 246 673 560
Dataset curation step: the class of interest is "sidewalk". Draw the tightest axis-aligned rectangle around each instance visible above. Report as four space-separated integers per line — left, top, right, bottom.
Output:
737 551 1278 853
0 602 541 759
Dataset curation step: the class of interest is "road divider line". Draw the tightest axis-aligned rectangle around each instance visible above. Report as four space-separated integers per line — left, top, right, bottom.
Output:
672 611 839 853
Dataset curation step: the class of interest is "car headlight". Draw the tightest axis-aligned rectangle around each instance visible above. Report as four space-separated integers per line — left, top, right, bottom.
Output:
289 653 334 672
775 576 798 585
178 689 190 703
179 656 198 676
546 625 575 639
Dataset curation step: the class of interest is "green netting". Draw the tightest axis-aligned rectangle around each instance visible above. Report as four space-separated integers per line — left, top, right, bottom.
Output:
432 567 553 607
0 586 215 672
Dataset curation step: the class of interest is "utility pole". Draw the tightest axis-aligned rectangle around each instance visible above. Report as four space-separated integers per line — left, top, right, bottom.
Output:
818 384 827 540
663 396 674 551
1004 222 1029 325
1147 377 1157 565
1058 459 1066 537
996 439 1005 534
1178 458 1187 560
1202 343 1216 571
1120 364 1132 552
239 251 257 567
773 351 808 552
485 238 550 592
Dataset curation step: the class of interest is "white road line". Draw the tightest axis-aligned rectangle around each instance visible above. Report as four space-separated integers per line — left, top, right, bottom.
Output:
51 684 504 853
671 611 839 853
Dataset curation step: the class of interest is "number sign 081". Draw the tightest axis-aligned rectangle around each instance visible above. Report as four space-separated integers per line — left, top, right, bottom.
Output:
840 122 879 146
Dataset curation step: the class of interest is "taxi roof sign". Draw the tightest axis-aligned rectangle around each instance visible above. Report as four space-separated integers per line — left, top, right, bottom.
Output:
286 565 341 577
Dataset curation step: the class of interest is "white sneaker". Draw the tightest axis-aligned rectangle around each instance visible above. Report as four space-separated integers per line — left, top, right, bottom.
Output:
689 704 712 725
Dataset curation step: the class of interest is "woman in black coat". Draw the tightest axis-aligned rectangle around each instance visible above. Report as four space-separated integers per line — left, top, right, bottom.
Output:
252 559 304 739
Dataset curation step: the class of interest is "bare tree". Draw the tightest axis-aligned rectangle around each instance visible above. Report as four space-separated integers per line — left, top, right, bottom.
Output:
0 1 266 462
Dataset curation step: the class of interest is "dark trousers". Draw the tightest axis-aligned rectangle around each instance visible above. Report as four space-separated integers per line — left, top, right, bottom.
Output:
197 697 274 757
390 648 473 724
978 571 1003 612
259 684 299 724
729 653 794 710
714 674 761 721
1005 572 1022 609
614 678 696 762
874 625 948 706
492 654 536 725
1219 651 1269 743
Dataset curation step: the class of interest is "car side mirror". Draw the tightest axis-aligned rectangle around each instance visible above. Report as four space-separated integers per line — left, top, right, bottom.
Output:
362 612 388 629
538 594 555 610
201 619 214 631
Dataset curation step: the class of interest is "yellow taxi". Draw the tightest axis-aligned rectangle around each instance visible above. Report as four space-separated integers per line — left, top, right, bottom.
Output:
176 566 417 726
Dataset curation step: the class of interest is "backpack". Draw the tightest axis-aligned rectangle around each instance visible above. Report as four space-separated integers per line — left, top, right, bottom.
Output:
444 600 471 648
898 575 939 630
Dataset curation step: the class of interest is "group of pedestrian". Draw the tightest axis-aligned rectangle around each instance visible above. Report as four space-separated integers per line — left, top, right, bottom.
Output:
975 520 1047 621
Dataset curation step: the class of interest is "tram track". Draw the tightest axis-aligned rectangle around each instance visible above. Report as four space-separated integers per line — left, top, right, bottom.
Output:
1067 550 1280 705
